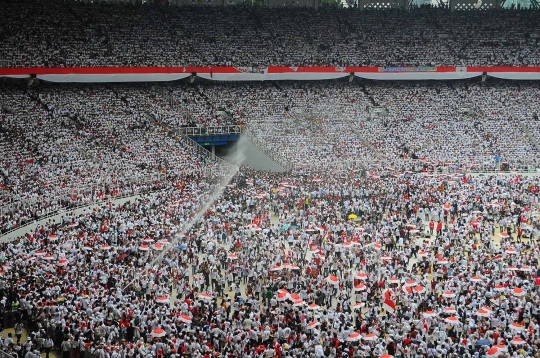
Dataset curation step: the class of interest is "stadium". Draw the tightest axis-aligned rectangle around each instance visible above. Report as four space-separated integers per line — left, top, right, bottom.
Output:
1 1 540 358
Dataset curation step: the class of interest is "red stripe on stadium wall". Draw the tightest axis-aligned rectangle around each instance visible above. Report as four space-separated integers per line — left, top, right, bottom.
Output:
267 67 379 73
347 67 383 73
0 67 241 75
1 66 540 83
468 67 540 73
436 67 458 72
1 66 539 76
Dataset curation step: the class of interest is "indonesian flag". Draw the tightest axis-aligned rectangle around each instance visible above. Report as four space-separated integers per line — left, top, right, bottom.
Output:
383 298 396 313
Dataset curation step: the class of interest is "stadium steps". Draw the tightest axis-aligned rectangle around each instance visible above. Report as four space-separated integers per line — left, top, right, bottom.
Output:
471 120 496 158
347 121 386 162
518 121 540 153
352 86 389 161
106 85 120 98
360 84 378 106
160 85 200 125
28 92 51 114
191 85 290 171
28 90 103 161
448 85 497 161
0 161 8 185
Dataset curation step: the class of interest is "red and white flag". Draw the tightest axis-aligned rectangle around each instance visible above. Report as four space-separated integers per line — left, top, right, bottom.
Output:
383 298 396 313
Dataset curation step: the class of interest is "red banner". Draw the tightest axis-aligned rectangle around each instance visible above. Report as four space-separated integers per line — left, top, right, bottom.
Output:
0 66 241 75
467 67 540 73
1 66 539 82
1 66 540 76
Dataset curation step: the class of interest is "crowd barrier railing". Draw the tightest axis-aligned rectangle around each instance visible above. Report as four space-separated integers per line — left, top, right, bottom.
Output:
178 125 242 136
0 173 161 239
0 348 16 358
177 131 237 168
146 111 237 170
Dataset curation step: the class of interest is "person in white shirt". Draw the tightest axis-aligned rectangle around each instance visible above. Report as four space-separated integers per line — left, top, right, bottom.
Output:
4 333 14 348
42 336 54 358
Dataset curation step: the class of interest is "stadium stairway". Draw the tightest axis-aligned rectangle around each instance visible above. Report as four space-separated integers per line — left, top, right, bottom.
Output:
360 83 378 106
250 10 263 36
347 86 393 162
448 85 497 163
518 121 540 153
191 82 292 171
345 116 386 162
28 90 95 160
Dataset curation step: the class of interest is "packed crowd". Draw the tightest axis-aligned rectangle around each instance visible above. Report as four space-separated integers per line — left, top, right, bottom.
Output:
0 82 232 234
200 81 375 170
359 81 540 172
2 79 540 233
1 2 540 357
468 85 539 171
1 0 539 68
195 80 540 172
1 162 540 358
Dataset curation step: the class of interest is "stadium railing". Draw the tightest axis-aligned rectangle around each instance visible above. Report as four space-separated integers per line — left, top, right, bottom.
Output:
178 125 243 136
175 129 237 168
145 111 237 170
0 173 161 240
518 121 540 153
0 130 237 241
0 349 16 358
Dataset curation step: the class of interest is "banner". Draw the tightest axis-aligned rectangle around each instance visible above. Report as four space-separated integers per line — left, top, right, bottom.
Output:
469 66 540 80
355 66 479 80
378 66 437 73
0 66 539 82
383 298 396 313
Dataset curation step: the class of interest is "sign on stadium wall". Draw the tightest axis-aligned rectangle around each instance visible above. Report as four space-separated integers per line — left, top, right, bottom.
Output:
378 66 437 73
0 66 539 82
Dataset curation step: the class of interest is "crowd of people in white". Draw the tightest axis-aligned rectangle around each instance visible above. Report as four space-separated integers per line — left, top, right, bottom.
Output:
0 0 539 68
0 82 233 233
1 76 540 358
2 79 540 233
358 81 540 173
194 80 540 172
1 152 540 358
